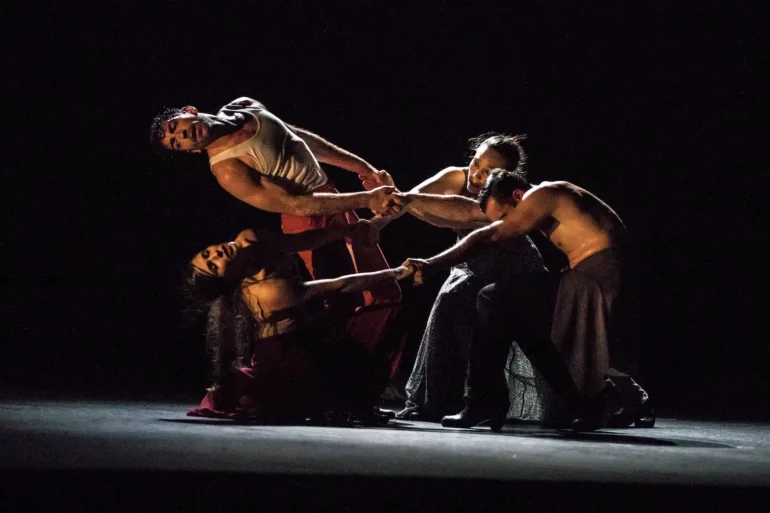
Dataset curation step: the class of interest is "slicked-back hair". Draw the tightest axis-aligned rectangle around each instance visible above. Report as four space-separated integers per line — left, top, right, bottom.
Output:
468 133 528 174
478 168 532 213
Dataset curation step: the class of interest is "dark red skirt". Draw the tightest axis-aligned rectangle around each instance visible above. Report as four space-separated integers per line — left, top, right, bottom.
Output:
279 182 403 374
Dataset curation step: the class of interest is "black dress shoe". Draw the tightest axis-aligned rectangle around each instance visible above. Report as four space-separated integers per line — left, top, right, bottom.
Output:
570 407 611 432
441 401 509 432
571 379 621 432
324 410 356 427
606 378 655 428
350 408 393 426
378 408 397 420
607 401 656 428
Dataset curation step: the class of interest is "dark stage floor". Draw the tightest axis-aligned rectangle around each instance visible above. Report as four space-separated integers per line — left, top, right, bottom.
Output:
2 399 769 510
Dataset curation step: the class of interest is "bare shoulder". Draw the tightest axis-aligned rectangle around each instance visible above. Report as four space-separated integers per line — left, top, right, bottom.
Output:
235 228 273 247
537 181 617 217
265 278 299 295
211 157 256 177
526 181 564 198
264 278 305 306
217 98 267 127
543 181 604 201
533 181 585 199
414 166 467 195
436 166 467 181
537 180 571 190
244 277 302 305
227 97 266 109
432 166 468 190
236 228 259 241
209 160 263 194
210 158 241 179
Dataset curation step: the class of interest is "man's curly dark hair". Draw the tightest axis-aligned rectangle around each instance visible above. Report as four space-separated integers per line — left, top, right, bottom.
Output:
149 107 184 153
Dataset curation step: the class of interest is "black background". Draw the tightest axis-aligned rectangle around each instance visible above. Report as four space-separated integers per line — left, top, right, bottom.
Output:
6 2 768 420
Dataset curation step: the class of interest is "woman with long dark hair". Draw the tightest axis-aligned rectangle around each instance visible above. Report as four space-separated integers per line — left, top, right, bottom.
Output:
182 221 410 425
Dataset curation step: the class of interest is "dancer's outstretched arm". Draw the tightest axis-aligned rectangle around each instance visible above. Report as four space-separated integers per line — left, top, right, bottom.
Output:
302 267 411 298
370 167 489 231
211 160 395 216
401 188 555 282
287 124 389 186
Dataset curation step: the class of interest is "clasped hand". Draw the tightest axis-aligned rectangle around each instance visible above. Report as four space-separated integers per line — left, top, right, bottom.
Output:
396 258 431 285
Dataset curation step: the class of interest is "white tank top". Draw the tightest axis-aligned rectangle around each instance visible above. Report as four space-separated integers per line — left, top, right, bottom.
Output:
208 100 329 193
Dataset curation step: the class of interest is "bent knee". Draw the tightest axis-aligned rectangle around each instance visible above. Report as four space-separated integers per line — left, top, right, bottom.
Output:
476 283 501 309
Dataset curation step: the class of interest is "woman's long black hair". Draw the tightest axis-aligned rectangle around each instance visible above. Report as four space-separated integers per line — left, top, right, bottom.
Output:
181 237 313 390
181 264 256 388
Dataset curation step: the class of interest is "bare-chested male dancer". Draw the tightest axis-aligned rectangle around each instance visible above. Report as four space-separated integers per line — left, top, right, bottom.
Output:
396 169 653 431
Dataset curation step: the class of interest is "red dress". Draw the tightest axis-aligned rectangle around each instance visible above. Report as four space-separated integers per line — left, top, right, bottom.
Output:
279 182 403 376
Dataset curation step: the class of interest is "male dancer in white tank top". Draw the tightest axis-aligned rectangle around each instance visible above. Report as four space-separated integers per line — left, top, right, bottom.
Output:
151 97 403 389
151 97 393 219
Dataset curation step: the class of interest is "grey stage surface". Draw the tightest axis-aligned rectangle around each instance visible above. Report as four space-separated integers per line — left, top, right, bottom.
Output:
2 399 769 510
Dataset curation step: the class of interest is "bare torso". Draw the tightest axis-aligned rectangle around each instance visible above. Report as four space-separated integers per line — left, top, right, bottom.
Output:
529 181 627 268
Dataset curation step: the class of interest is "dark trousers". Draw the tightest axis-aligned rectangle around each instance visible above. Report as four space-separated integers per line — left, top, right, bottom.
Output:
466 272 582 408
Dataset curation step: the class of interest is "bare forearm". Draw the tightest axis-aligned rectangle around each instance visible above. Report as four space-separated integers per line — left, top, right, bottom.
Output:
425 227 496 269
371 200 487 231
291 126 376 175
338 269 400 294
287 192 369 217
310 269 399 296
369 210 406 230
406 193 487 223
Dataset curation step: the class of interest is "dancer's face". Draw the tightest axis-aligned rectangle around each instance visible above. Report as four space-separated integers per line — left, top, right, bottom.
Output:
160 112 213 151
467 146 509 195
191 242 241 277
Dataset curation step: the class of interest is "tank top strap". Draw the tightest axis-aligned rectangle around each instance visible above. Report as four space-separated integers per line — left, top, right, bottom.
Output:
207 108 262 167
208 144 246 167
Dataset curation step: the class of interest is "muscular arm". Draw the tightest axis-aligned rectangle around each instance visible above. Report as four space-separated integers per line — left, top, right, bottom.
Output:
423 188 555 269
287 125 378 178
421 223 502 269
370 167 489 230
224 96 377 179
226 96 267 110
401 193 488 224
211 159 390 216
